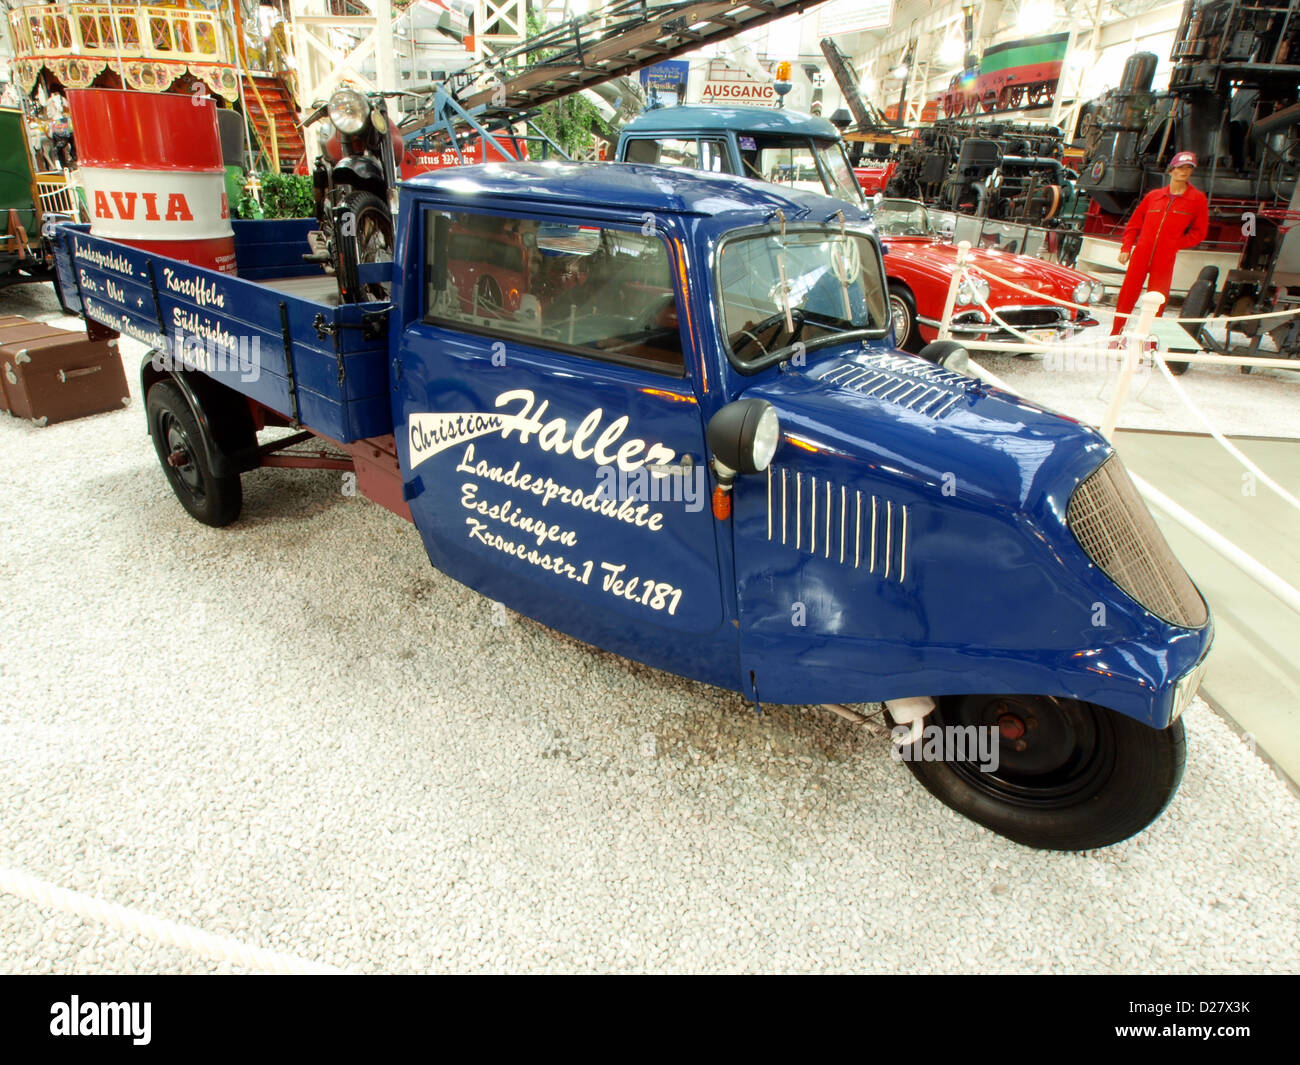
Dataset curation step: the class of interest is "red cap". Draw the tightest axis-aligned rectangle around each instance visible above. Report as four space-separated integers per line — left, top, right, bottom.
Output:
1167 151 1197 170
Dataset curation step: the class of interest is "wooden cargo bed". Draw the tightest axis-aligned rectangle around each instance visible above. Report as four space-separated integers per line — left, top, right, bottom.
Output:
51 218 392 443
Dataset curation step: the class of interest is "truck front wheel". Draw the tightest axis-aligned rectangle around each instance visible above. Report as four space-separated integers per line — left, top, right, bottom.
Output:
898 694 1185 850
146 381 243 527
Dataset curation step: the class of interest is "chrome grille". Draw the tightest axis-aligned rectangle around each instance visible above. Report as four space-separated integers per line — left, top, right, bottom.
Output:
1068 455 1207 628
816 354 969 420
995 307 1070 327
766 464 909 581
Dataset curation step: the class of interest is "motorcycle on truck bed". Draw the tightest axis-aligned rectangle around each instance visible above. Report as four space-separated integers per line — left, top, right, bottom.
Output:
49 162 1212 851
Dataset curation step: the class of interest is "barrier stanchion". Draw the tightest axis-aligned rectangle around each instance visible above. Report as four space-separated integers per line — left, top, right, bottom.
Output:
1101 290 1165 439
937 240 970 342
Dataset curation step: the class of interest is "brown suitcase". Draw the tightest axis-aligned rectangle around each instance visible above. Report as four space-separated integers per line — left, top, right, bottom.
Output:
0 317 129 426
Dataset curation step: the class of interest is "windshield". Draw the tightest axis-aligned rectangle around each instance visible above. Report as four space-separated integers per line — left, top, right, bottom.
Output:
737 134 863 205
718 228 889 367
816 141 863 203
872 199 934 237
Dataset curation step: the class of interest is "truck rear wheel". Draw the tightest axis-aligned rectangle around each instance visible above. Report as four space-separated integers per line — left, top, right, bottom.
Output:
898 694 1185 850
146 380 243 527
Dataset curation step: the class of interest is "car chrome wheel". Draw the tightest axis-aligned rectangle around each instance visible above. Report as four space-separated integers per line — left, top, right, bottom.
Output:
889 293 910 346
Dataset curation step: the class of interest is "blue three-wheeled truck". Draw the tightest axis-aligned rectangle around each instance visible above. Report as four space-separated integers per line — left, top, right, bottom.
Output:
51 162 1212 850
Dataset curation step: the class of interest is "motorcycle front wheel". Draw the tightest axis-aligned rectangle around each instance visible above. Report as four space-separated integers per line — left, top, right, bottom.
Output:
336 189 393 302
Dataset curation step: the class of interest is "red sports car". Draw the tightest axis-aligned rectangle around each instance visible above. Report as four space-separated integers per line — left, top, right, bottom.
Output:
873 198 1102 352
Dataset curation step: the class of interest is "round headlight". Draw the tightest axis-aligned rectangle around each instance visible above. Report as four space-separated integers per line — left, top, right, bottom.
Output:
751 405 780 471
1090 280 1105 302
706 398 781 476
958 277 989 305
1073 280 1092 304
328 89 369 135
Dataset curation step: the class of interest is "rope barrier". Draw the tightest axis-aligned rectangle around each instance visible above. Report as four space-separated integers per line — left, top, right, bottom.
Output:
951 277 1296 507
963 357 1300 617
1151 352 1300 515
0 866 348 975
961 261 1300 326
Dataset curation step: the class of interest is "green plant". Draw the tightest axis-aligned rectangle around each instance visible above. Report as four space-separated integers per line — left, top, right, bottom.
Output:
521 10 610 159
234 171 314 220
532 93 605 159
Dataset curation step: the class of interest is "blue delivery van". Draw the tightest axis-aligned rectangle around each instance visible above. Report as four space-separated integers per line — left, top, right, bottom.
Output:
50 162 1212 850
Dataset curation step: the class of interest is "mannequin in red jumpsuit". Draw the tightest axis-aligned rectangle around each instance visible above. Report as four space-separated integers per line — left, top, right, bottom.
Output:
1111 152 1210 335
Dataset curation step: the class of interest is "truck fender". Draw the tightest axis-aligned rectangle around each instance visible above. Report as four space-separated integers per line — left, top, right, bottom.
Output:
140 355 259 477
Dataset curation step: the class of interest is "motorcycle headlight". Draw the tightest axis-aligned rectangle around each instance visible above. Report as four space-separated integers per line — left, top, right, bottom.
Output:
956 276 990 305
328 89 369 135
1073 280 1092 304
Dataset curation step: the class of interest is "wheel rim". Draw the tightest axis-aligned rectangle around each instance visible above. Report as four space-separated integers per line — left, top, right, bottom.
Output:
161 412 204 499
930 695 1117 809
889 294 911 346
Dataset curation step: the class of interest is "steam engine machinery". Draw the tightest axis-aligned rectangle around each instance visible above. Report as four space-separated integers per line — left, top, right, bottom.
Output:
885 119 1081 226
1079 0 1299 263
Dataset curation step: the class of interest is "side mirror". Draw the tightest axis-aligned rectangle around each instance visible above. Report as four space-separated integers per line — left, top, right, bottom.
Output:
706 398 780 481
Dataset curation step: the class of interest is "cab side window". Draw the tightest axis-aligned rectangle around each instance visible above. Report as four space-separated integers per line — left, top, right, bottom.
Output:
423 210 685 375
624 137 733 174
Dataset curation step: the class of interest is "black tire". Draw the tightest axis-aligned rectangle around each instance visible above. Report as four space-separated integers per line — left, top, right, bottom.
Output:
146 381 242 527
338 189 392 301
898 694 1186 851
1174 269 1218 375
888 284 922 353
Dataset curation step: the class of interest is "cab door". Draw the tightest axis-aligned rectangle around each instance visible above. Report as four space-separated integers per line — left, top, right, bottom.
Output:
392 203 738 691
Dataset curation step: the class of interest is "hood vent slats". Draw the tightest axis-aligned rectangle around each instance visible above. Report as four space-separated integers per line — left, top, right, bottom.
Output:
816 354 969 420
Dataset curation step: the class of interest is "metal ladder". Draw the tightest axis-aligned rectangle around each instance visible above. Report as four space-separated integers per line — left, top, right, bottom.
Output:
399 0 835 154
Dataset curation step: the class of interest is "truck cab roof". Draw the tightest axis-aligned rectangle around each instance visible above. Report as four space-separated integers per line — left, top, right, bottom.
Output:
403 160 864 223
620 105 842 140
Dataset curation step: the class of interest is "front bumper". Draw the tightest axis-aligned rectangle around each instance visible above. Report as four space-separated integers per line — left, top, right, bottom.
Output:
919 306 1100 344
1171 643 1213 722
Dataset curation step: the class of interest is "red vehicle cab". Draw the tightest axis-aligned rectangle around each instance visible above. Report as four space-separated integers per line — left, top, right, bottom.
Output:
854 160 897 197
872 198 1101 352
445 217 534 318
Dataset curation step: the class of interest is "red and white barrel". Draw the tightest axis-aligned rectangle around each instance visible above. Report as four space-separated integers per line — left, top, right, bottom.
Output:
66 89 237 275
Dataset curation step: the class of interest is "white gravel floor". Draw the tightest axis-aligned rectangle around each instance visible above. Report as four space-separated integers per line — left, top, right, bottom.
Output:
2 284 1299 974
